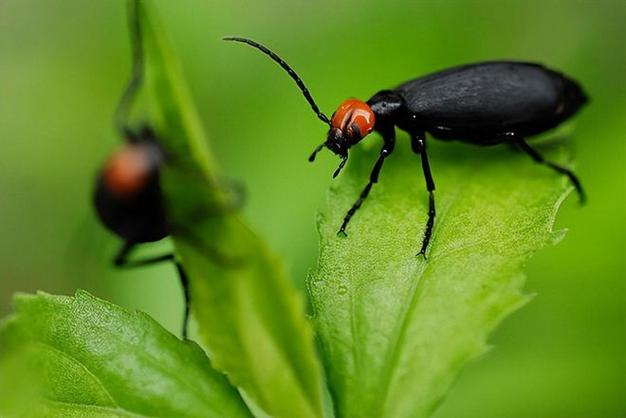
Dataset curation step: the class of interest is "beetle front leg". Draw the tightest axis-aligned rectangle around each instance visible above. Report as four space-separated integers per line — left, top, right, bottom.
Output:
411 133 436 258
337 129 395 237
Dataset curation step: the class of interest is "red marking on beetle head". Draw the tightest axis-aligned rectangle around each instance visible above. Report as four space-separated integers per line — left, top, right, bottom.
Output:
331 99 375 140
103 145 154 198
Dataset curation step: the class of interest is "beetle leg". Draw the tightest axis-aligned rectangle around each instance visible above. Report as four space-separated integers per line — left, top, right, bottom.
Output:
337 130 395 237
411 133 436 258
115 0 144 138
515 136 586 203
114 240 174 267
113 241 191 340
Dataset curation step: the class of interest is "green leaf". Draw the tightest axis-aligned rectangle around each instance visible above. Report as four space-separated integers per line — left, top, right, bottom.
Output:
0 290 252 418
308 140 572 418
137 3 327 418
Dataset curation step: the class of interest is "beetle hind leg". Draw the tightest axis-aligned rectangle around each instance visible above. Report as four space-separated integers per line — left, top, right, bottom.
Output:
113 241 191 339
515 137 586 203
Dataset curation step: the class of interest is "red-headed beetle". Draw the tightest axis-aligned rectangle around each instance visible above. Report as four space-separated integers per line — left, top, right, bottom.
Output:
224 37 587 257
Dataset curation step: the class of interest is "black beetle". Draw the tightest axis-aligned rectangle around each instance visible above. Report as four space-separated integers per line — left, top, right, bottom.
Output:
224 37 587 256
94 1 242 338
93 0 194 337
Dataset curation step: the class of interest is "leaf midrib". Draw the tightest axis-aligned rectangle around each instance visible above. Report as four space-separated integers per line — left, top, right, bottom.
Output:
31 317 218 415
44 400 158 418
372 164 478 418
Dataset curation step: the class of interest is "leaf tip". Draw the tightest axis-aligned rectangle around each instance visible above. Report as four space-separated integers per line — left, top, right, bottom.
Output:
550 228 569 245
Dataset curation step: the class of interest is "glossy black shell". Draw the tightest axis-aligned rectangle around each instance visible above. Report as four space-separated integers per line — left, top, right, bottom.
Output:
392 61 587 143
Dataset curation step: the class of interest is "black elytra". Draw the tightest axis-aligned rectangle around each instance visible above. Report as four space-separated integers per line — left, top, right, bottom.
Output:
224 37 588 257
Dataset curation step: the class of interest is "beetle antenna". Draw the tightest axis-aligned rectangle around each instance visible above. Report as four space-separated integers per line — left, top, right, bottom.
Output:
333 154 348 178
308 142 325 162
115 0 143 138
223 36 331 126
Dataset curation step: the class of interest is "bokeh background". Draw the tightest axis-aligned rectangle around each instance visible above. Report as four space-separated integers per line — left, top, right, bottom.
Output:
1 1 624 417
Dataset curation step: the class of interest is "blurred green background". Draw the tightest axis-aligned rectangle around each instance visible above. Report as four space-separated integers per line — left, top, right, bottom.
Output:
0 1 624 417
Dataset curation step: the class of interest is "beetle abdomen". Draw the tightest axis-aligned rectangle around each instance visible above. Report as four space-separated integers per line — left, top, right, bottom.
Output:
395 61 587 139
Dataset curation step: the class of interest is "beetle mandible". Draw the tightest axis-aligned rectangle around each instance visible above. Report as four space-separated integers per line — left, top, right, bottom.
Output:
224 37 587 257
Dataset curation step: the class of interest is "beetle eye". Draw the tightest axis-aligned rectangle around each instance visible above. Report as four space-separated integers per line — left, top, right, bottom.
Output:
348 122 362 140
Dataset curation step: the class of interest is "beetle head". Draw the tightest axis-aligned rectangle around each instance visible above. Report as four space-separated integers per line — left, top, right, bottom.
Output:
309 99 375 177
327 98 375 153
324 127 349 157
101 143 162 199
